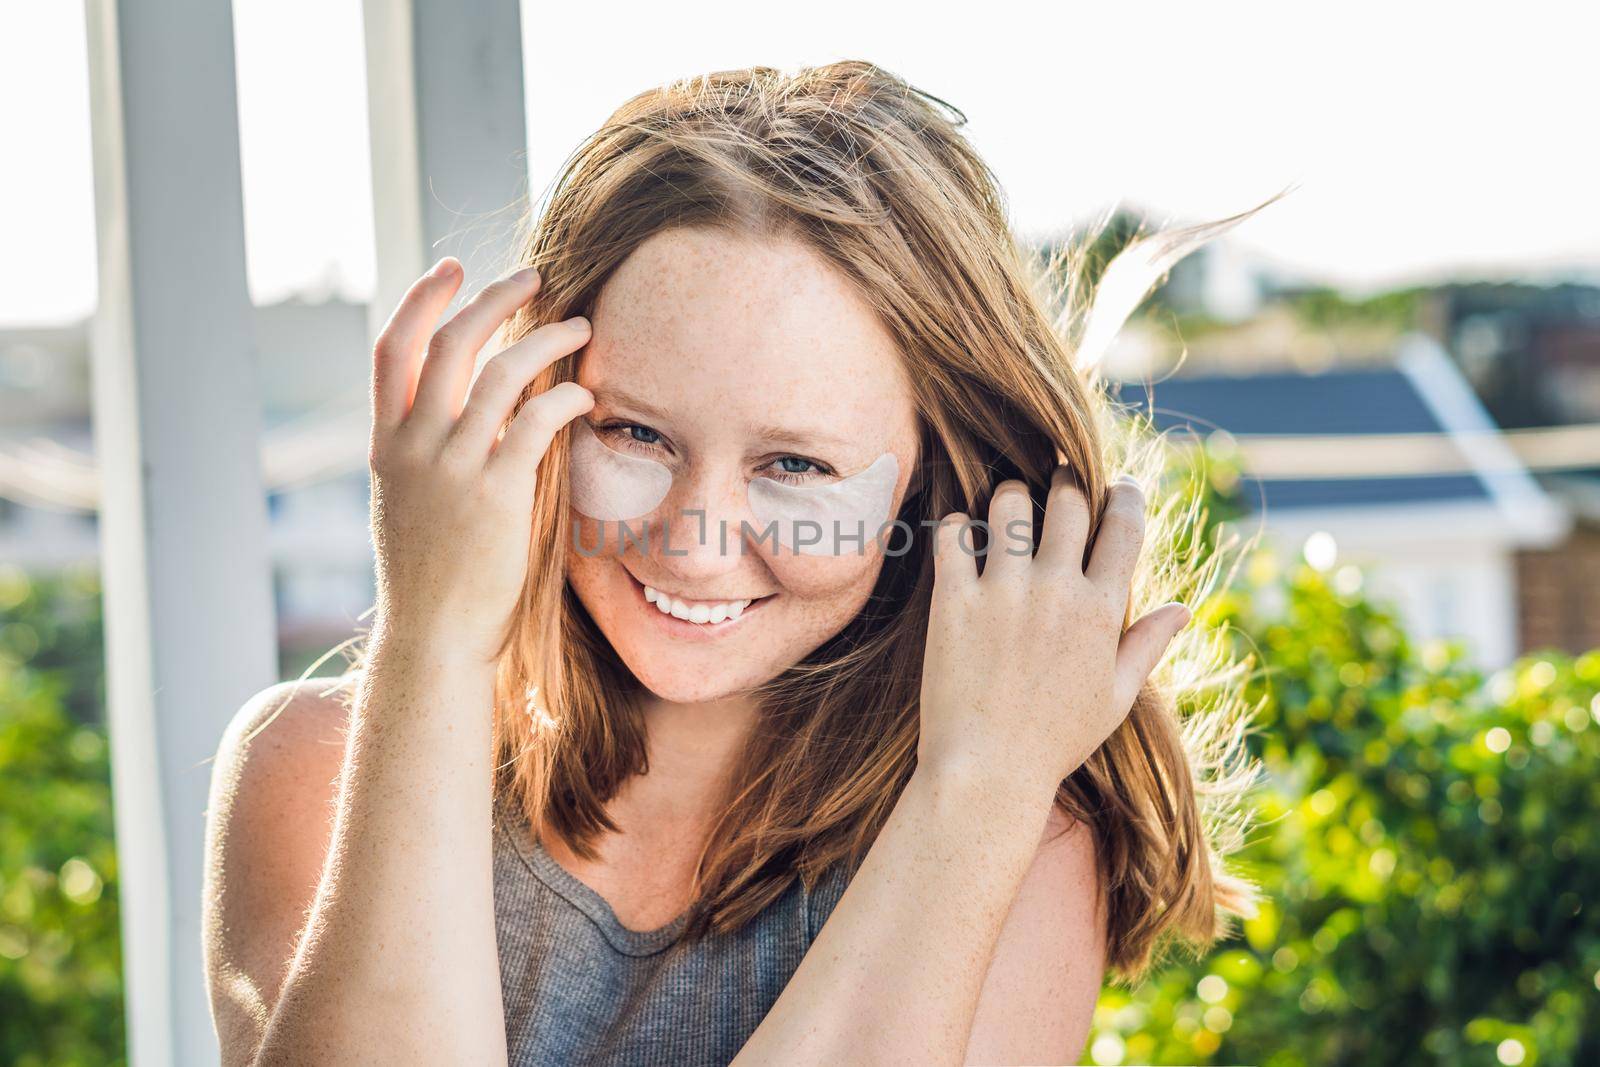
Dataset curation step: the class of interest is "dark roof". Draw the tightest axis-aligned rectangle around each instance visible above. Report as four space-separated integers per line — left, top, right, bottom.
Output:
1111 367 1493 511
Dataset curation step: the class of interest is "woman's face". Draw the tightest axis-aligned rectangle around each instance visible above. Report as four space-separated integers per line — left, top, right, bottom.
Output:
564 226 921 704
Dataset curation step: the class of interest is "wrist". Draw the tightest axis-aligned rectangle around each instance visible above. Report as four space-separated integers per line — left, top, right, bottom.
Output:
369 603 505 671
355 631 499 738
909 756 1060 822
363 630 503 705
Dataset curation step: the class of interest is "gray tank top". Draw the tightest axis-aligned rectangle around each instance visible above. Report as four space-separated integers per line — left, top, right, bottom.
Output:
492 801 855 1065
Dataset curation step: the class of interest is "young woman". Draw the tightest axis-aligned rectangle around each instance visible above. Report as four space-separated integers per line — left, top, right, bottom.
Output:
202 60 1256 1066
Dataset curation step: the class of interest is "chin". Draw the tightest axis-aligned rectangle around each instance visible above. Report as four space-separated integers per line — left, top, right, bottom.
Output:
623 659 771 705
581 612 804 704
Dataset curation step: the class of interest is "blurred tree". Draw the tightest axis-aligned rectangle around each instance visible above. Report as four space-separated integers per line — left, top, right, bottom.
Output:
1083 454 1600 1067
0 565 103 724
0 565 123 1067
1283 285 1425 333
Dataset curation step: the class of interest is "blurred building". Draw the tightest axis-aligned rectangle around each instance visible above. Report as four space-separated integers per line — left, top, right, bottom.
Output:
1115 334 1571 670
1418 280 1600 655
0 298 376 672
1161 239 1269 324
1514 475 1600 655
1423 281 1600 429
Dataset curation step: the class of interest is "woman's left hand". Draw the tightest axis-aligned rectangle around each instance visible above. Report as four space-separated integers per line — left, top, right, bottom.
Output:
916 469 1192 800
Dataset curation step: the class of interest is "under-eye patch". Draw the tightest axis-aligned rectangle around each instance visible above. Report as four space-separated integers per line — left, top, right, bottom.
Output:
567 419 899 555
747 452 899 556
567 419 673 520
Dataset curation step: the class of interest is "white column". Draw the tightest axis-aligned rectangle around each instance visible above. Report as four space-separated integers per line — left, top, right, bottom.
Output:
363 0 530 342
84 1 278 1064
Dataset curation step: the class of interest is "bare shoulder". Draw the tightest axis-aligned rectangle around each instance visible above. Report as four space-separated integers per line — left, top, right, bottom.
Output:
206 672 359 892
204 675 360 1058
212 675 356 800
206 673 358 900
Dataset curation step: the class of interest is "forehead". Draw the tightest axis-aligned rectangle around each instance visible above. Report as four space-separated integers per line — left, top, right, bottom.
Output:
580 227 913 437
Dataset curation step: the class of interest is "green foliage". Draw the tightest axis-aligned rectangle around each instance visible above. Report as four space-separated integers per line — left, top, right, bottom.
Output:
1083 498 1600 1065
0 564 104 723
0 564 124 1067
1284 285 1425 332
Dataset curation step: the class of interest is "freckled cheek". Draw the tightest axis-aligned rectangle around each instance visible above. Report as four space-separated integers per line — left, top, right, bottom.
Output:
562 519 637 603
763 546 884 606
564 514 643 562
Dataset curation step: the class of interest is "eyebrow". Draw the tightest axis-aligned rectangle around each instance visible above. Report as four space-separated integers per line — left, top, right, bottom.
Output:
590 386 858 451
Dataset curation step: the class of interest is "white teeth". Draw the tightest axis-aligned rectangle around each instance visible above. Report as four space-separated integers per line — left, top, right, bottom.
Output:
643 585 756 626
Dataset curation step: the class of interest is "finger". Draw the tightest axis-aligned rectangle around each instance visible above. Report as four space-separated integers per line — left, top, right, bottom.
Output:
448 316 593 457
1084 477 1147 596
371 257 465 431
930 511 979 598
980 480 1034 579
411 265 542 426
1034 464 1091 573
488 380 596 486
1112 602 1191 710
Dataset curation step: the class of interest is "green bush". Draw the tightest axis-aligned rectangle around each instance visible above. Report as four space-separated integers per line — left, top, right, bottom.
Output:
1084 537 1600 1066
0 564 124 1067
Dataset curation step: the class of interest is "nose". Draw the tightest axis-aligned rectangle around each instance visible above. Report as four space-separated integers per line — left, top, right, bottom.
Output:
648 462 757 587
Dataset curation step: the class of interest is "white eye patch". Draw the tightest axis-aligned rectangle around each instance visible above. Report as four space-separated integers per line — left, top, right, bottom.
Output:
567 419 673 520
747 452 899 556
567 418 899 556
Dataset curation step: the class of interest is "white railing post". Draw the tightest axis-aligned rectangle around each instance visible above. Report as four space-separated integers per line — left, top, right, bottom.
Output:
363 0 530 343
83 1 278 1063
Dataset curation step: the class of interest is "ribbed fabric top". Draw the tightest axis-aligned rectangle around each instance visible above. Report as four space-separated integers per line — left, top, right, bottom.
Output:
492 801 854 1066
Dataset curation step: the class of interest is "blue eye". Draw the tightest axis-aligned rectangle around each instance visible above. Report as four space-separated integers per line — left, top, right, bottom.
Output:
626 425 661 445
765 455 833 486
598 420 834 486
596 422 663 453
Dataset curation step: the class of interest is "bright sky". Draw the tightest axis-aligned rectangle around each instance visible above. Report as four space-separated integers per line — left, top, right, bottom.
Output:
5 0 1597 326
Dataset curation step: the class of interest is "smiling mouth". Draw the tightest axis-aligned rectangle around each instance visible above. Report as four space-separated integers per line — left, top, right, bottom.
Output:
621 568 776 632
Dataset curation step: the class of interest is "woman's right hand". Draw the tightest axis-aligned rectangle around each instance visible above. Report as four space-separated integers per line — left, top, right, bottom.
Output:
367 256 595 663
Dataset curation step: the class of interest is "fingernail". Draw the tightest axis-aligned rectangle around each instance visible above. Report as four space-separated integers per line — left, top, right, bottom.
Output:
1174 604 1193 629
512 266 538 284
567 315 590 331
429 257 458 278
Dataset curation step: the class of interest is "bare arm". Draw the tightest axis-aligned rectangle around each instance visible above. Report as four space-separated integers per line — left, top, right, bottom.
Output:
201 650 512 1067
250 640 504 1065
963 808 1105 1064
202 256 594 1065
735 473 1184 1065
202 679 350 1062
733 766 1058 1065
